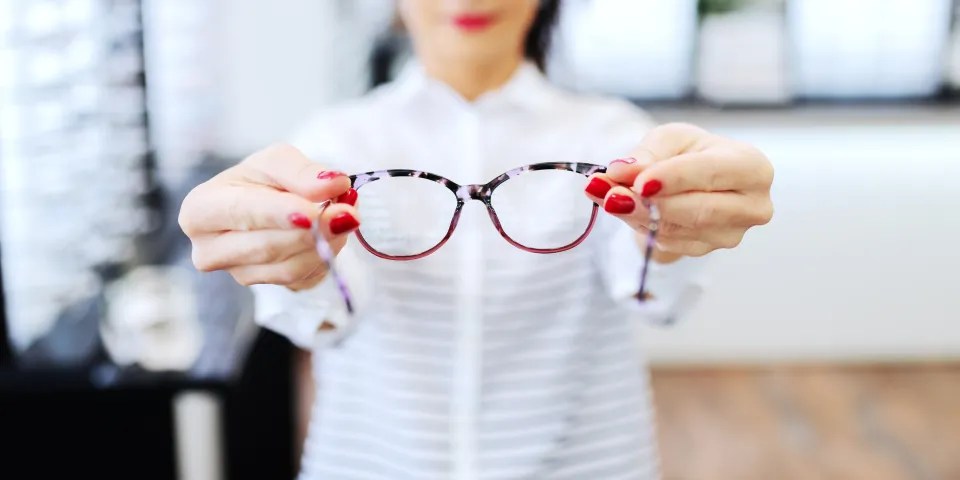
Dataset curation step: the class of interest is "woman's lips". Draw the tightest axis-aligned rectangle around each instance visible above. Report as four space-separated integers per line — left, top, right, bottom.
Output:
452 14 494 31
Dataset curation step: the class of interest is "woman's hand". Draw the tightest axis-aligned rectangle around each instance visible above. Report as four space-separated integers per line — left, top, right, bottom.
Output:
179 143 361 290
584 123 774 257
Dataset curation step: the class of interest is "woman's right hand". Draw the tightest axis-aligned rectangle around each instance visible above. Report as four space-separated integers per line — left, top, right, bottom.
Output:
178 143 360 291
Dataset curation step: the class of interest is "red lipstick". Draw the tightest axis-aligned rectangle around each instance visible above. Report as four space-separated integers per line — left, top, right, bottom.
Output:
452 14 494 31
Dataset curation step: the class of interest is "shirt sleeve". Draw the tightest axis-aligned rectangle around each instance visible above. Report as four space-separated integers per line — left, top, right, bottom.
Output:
588 98 709 326
248 109 368 350
249 277 351 350
250 239 370 350
594 215 708 326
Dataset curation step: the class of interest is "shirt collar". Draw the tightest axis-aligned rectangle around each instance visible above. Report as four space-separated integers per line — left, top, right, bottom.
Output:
389 59 555 111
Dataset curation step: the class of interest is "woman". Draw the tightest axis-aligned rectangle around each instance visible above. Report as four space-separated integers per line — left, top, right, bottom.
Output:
179 0 774 478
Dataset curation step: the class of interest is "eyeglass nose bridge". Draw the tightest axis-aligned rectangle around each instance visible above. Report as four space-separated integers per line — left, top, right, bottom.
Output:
451 183 511 245
455 184 493 204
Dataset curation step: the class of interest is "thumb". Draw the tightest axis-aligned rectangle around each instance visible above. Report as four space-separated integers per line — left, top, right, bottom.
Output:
606 122 709 186
240 143 351 202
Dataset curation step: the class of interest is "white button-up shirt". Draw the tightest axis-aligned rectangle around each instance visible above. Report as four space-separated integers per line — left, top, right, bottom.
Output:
252 61 706 480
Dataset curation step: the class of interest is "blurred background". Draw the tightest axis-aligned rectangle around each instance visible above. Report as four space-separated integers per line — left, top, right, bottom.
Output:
1 0 959 479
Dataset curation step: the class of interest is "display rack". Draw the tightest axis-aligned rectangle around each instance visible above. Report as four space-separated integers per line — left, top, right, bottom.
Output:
0 0 157 362
0 2 293 478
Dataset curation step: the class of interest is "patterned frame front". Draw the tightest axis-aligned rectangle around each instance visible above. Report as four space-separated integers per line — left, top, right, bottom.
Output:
349 162 609 261
320 161 662 308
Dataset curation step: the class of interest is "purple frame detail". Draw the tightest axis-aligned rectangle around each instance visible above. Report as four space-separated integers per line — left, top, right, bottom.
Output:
637 199 660 303
349 162 608 261
311 201 354 314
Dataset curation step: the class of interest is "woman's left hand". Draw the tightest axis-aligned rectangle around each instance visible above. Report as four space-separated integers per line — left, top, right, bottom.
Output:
584 123 774 257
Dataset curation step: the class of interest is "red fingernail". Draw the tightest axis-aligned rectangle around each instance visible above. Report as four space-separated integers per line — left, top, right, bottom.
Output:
337 188 358 206
640 179 662 198
610 157 636 165
288 213 312 229
584 177 611 198
317 171 346 180
329 212 360 235
604 194 635 215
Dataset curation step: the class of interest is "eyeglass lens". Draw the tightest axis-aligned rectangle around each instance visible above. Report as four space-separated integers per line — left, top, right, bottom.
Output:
318 167 661 312
354 176 457 257
353 169 596 257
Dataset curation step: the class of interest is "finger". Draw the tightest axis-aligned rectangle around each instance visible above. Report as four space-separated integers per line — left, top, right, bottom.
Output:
604 155 652 187
192 228 315 272
229 249 327 287
634 146 772 197
631 224 695 248
335 188 358 207
699 228 747 250
596 184 658 231
607 123 710 186
592 183 701 241
653 191 773 229
318 202 361 241
241 143 352 202
583 173 615 203
642 122 712 156
245 203 360 286
654 238 715 257
598 184 647 219
655 225 745 246
181 184 323 234
195 202 359 276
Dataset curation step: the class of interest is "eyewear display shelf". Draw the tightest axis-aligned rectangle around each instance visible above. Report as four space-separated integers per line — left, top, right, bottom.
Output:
1 0 296 477
0 161 298 480
0 330 296 480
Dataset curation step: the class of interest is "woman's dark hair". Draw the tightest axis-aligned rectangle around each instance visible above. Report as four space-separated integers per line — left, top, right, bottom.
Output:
524 0 562 71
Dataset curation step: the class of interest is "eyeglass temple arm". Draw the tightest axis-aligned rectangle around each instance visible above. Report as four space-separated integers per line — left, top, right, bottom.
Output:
637 201 660 303
312 201 355 315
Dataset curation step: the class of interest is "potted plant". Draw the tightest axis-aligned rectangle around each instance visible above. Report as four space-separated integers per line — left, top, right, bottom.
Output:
698 0 746 17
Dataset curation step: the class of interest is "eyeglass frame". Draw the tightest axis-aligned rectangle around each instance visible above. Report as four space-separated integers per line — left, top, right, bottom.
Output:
311 161 661 316
349 162 613 260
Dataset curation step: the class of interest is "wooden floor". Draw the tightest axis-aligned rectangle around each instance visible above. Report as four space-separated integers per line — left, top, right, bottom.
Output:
652 364 960 480
294 353 960 480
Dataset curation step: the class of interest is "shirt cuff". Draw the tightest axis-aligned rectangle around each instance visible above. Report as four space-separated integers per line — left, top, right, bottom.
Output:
603 225 707 326
250 276 352 350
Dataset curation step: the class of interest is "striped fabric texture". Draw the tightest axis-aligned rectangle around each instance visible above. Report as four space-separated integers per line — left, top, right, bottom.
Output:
252 61 706 480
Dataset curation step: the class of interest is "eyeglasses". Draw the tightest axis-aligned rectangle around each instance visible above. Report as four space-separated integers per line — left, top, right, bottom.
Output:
311 162 660 317
310 205 354 315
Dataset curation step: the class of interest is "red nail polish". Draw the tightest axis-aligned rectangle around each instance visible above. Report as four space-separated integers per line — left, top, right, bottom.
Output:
604 194 636 215
584 178 611 198
317 171 346 180
640 179 662 198
329 212 360 235
337 188 358 206
288 213 312 229
610 157 637 165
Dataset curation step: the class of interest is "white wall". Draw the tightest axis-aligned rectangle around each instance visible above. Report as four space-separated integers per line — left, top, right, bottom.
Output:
640 110 960 364
211 0 393 158
211 0 339 158
196 3 960 364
